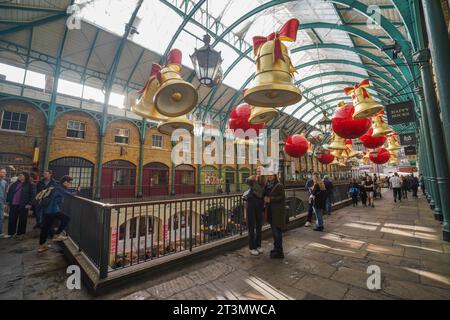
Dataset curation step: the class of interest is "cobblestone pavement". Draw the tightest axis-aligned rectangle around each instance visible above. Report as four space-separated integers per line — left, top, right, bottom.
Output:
1 191 450 300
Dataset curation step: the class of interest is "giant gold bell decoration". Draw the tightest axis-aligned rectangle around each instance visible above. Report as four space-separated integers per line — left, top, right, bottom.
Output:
361 151 370 165
344 79 384 119
131 64 169 122
344 144 358 159
372 111 393 137
157 115 193 135
328 133 347 150
154 49 198 117
244 19 302 108
249 106 278 124
386 134 402 151
389 150 399 166
331 149 343 157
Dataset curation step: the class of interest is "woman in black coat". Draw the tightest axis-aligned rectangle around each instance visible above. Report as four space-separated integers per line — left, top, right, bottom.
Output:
5 172 35 237
245 167 265 256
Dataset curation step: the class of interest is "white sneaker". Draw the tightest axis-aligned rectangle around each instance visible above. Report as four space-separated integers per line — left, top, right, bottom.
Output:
305 221 312 227
52 234 68 242
250 249 259 256
256 247 263 254
2 235 11 239
38 245 50 253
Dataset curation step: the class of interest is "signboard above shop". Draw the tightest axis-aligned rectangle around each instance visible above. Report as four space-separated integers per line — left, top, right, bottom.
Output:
385 101 416 125
404 146 417 156
399 133 417 146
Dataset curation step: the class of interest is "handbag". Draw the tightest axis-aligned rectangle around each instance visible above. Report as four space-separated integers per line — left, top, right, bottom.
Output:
242 189 253 201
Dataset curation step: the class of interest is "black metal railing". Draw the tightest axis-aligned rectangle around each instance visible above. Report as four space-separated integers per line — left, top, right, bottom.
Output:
63 184 351 279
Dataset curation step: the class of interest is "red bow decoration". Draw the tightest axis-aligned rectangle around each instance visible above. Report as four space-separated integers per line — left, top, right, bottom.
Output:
344 79 371 99
138 63 162 94
252 18 300 62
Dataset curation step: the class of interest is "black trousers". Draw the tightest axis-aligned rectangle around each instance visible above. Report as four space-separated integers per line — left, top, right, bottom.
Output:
247 199 263 250
360 192 367 206
39 213 70 245
271 225 283 253
412 187 418 198
8 205 28 236
402 187 408 199
393 188 402 201
351 194 358 205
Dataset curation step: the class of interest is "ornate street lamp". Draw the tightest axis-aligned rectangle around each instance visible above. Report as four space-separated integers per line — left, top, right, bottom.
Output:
190 34 223 87
317 110 332 133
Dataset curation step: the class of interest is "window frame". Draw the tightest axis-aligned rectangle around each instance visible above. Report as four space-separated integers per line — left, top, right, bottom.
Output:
114 128 130 145
66 120 86 140
0 110 28 133
151 134 163 149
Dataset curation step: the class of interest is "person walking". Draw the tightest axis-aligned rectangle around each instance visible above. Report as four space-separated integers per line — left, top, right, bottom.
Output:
245 166 265 256
401 176 408 199
264 172 286 259
38 176 79 253
348 178 360 207
411 174 419 198
390 173 402 202
5 172 35 238
419 174 425 195
364 176 375 207
304 174 315 227
311 174 327 232
323 175 334 215
0 169 7 238
359 177 367 207
34 170 57 229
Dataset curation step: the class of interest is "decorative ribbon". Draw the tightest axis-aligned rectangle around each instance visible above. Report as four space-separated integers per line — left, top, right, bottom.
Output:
252 18 300 62
344 79 371 99
138 63 162 94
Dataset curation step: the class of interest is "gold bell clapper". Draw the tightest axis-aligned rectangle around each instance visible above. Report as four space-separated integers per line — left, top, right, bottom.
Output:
328 133 347 150
157 115 194 136
131 63 169 122
249 106 278 124
244 19 302 108
154 49 199 117
344 79 384 119
372 111 393 137
387 134 402 151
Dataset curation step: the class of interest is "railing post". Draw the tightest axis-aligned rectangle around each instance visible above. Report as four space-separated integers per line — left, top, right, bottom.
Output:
189 200 193 251
99 206 111 280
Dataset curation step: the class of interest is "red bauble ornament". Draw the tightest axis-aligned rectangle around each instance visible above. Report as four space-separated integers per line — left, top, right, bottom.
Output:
228 103 264 138
331 103 371 139
284 135 309 158
359 127 387 149
317 152 335 165
369 148 390 164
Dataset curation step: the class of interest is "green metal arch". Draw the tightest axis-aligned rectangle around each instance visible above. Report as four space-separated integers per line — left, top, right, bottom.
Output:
297 59 401 92
0 96 48 120
291 43 407 88
268 80 393 128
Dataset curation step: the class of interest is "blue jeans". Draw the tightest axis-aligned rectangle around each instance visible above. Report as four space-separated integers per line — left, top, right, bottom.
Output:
0 204 4 235
313 206 324 227
325 195 332 214
271 225 283 253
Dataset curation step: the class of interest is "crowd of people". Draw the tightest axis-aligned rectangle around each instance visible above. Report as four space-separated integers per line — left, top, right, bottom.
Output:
346 172 421 207
0 167 79 253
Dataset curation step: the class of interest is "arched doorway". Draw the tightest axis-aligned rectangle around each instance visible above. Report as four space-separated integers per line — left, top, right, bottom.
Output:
142 162 169 196
49 157 94 198
223 166 236 192
239 167 250 192
0 153 33 181
174 164 195 195
101 160 136 199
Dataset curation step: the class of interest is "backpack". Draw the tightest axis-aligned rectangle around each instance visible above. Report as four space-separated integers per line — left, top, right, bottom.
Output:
350 186 359 195
35 187 55 208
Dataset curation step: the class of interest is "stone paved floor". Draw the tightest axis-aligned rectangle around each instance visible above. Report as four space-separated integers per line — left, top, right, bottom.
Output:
1 191 450 300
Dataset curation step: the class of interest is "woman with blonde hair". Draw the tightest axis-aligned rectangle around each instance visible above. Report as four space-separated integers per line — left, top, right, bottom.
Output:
311 173 327 231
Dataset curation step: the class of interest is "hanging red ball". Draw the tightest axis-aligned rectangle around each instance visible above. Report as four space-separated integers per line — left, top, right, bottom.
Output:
317 151 335 165
331 103 371 139
369 147 390 164
228 103 264 138
359 127 387 149
284 135 309 158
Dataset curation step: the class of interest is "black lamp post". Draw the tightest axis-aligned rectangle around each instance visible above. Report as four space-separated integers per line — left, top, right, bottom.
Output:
190 34 223 87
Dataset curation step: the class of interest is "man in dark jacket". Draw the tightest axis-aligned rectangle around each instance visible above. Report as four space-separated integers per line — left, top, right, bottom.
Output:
245 167 265 256
323 176 334 215
411 174 419 198
5 172 35 238
34 170 57 229
38 175 79 253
